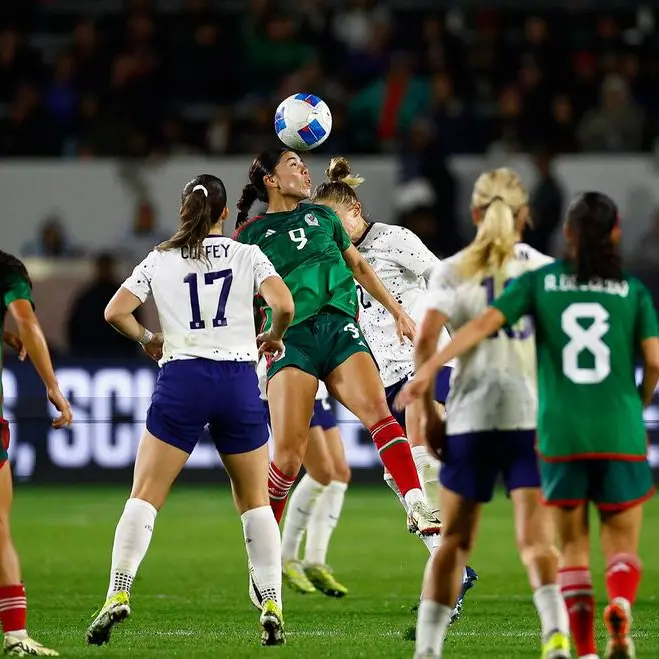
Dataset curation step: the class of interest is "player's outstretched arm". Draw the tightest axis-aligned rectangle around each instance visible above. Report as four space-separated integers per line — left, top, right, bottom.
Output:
640 337 659 407
395 308 506 410
7 299 72 427
257 276 295 358
105 287 162 361
341 244 415 342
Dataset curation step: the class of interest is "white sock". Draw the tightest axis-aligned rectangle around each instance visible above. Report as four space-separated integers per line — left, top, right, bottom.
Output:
533 584 570 641
242 506 282 607
404 488 425 508
305 480 347 565
107 498 157 598
411 445 441 512
384 471 409 513
281 474 327 562
415 599 452 658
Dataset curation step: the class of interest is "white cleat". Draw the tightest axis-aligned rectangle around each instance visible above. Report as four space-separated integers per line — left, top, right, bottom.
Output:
86 591 131 646
604 597 635 659
408 501 442 537
4 635 59 656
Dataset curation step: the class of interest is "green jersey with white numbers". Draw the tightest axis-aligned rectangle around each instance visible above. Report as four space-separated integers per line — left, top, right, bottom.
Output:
492 260 659 460
234 203 358 329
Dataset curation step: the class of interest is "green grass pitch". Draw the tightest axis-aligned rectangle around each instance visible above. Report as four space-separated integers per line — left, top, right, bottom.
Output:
11 485 659 657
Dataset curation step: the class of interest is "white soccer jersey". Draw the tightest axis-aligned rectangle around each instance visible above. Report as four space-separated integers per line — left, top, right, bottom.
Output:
123 236 278 366
256 358 328 402
354 223 454 388
427 242 553 434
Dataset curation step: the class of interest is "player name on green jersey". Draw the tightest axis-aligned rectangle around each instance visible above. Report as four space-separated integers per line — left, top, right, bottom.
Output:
493 260 659 461
234 203 358 330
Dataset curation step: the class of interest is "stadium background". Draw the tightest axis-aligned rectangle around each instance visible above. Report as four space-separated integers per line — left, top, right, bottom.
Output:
1 0 659 483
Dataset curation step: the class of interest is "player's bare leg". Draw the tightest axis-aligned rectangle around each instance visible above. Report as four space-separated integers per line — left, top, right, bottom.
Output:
326 353 439 535
511 488 570 658
599 504 643 659
224 445 285 646
304 427 350 597
553 504 598 659
414 487 479 658
0 463 58 656
86 431 187 646
266 368 317 523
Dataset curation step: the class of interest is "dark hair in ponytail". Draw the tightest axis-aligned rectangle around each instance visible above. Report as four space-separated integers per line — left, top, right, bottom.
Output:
0 251 31 297
158 174 227 260
235 148 288 228
565 191 623 283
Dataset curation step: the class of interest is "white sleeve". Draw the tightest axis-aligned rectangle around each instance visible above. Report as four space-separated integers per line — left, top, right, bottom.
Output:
426 261 458 318
252 246 280 295
530 251 555 269
122 251 158 303
392 227 440 281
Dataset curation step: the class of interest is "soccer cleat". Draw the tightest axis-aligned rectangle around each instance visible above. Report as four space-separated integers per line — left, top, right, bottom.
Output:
450 565 479 624
85 591 131 646
604 597 635 659
260 599 285 646
304 564 348 598
4 636 59 656
408 501 442 537
283 559 316 594
540 630 571 659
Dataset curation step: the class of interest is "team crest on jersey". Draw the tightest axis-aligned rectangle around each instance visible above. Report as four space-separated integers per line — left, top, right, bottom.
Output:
265 229 276 237
304 213 319 226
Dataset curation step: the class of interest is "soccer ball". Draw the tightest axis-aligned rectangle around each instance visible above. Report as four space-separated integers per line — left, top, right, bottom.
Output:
274 93 332 151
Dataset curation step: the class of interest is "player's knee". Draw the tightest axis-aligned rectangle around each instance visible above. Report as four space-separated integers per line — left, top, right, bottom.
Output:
308 460 333 486
275 440 306 477
334 462 351 484
358 394 392 428
519 539 559 567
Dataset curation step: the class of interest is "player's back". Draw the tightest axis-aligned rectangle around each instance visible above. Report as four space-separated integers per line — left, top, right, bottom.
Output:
530 261 653 458
432 243 552 433
234 204 357 325
125 237 269 364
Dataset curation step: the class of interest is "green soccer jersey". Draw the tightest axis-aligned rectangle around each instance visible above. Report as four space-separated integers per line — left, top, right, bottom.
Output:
0 264 34 417
234 203 358 329
492 260 659 460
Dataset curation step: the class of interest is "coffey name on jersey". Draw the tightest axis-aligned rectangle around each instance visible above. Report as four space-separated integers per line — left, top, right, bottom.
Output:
123 236 278 365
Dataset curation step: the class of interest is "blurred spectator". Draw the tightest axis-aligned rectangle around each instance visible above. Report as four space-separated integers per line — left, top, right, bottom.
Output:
67 253 141 358
22 216 80 258
206 109 231 154
488 85 533 154
524 150 564 255
577 74 645 152
630 209 659 273
332 0 389 53
114 198 168 260
72 18 109 94
44 50 78 136
0 26 42 103
547 94 579 153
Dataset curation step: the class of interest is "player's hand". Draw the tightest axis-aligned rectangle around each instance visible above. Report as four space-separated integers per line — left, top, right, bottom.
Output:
394 310 415 344
142 332 163 362
393 372 432 411
257 331 285 361
2 331 26 361
47 386 73 428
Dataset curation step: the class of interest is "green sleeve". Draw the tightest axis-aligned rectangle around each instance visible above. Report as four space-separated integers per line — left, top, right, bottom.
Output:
491 271 534 325
635 282 659 341
3 273 33 309
329 211 351 252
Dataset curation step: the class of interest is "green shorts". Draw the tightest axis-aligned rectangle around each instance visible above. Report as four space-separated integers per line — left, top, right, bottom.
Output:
267 311 373 381
540 458 655 511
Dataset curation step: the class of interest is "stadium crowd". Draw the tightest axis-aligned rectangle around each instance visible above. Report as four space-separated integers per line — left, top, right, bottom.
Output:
0 0 658 157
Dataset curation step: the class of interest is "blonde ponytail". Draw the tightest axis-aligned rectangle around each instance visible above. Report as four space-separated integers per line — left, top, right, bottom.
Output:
458 168 528 280
313 156 364 208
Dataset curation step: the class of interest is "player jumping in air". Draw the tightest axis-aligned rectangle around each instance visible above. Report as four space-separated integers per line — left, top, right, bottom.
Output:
234 149 440 537
0 251 72 656
260 369 351 598
401 191 658 659
395 168 570 659
311 156 477 621
87 175 294 647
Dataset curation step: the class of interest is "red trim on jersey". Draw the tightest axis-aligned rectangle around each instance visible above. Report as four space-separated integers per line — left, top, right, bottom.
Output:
596 487 655 512
539 451 648 463
233 215 265 240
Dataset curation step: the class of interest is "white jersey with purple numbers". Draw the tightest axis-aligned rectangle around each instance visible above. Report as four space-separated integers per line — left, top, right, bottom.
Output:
354 223 454 388
427 242 553 434
122 236 279 366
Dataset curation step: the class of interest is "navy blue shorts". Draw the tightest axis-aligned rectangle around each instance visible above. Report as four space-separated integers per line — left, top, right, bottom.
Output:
147 359 268 455
310 398 337 430
385 367 453 430
439 429 540 503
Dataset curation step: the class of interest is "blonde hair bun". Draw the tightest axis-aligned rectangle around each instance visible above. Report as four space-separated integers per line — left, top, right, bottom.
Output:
326 156 365 189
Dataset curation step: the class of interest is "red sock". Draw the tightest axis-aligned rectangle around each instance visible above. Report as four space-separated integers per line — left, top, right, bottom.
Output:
370 417 420 497
558 567 597 657
606 553 642 605
268 462 297 524
0 584 27 633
